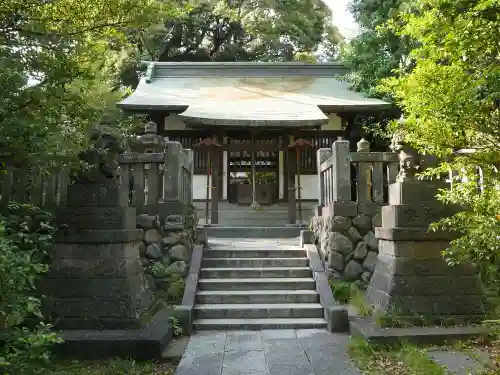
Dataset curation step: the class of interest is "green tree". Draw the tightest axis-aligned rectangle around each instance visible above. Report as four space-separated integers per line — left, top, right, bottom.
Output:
342 0 414 100
0 0 180 170
118 0 343 87
382 0 500 284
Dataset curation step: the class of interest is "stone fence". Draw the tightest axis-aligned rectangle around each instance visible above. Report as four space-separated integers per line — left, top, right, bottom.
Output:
6 124 199 358
0 145 193 227
0 125 197 300
311 139 400 285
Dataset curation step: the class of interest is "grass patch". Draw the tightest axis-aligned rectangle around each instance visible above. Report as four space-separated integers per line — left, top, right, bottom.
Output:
348 338 447 375
34 359 175 375
329 280 351 304
328 280 372 316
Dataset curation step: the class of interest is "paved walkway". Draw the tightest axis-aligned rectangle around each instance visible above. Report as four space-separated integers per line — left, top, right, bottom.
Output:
175 329 361 375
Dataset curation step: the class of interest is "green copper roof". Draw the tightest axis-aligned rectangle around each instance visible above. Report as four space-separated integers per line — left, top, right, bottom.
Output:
117 62 391 127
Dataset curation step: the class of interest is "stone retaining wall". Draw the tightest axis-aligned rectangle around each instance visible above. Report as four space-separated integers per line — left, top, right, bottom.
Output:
310 205 382 287
136 207 198 294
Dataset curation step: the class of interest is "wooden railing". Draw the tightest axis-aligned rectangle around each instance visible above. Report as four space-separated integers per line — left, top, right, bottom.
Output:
0 141 194 222
0 166 70 208
317 139 399 206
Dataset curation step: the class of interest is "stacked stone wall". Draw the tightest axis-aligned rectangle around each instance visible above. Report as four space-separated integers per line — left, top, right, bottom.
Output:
136 207 198 294
310 205 382 286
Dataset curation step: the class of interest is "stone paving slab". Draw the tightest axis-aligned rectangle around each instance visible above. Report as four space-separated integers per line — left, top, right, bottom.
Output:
175 329 361 375
428 350 491 374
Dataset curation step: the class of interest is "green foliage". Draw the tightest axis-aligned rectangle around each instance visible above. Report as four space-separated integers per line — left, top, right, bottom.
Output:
39 359 175 375
328 280 351 304
169 316 183 337
349 338 447 375
342 0 415 100
164 275 186 305
380 0 500 290
328 280 372 316
0 0 180 171
0 203 61 373
118 0 343 86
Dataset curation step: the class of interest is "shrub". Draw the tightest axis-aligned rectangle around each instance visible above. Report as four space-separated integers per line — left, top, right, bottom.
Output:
328 280 351 304
0 203 61 373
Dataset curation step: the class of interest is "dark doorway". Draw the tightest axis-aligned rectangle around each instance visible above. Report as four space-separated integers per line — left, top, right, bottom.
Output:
226 131 280 205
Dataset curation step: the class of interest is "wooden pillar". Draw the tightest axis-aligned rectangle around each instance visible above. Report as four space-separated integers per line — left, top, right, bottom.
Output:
282 132 290 202
210 140 221 224
287 148 296 224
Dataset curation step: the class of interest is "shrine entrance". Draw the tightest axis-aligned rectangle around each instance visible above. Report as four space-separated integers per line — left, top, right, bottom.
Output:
226 131 280 206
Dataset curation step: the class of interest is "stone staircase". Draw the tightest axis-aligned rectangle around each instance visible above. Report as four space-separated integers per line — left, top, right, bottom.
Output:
192 238 328 330
194 201 315 227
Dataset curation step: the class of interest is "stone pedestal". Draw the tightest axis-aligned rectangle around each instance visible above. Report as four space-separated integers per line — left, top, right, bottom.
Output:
47 182 154 330
365 180 485 324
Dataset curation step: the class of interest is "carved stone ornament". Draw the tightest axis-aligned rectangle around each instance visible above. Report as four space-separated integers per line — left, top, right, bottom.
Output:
132 121 165 152
74 125 124 184
390 130 420 183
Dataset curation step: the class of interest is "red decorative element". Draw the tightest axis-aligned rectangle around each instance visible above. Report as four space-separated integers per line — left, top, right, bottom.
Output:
194 137 221 148
288 138 313 149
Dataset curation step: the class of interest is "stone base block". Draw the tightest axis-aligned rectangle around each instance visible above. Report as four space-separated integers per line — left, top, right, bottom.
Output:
322 202 358 217
47 292 154 330
326 306 349 333
300 230 314 247
350 317 486 345
66 183 128 207
56 206 137 230
389 181 448 205
381 204 462 228
305 243 349 333
378 239 454 260
54 229 143 243
366 246 485 319
53 307 173 360
375 227 460 241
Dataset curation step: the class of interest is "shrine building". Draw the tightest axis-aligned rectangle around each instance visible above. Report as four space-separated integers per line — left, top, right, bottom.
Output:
117 62 390 223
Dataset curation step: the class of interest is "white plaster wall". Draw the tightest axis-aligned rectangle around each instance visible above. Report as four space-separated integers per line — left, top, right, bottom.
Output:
193 175 211 200
296 175 319 201
279 151 284 199
322 113 343 131
164 114 187 130
222 151 228 200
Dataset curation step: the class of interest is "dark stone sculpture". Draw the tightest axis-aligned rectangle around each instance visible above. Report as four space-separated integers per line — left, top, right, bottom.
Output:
390 131 420 183
46 125 173 359
73 127 124 184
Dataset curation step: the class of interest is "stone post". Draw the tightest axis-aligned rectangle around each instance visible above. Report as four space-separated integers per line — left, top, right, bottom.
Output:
44 127 173 359
365 146 485 324
331 140 351 203
317 148 332 210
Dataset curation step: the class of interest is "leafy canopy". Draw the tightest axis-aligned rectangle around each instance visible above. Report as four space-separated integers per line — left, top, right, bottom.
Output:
117 0 343 87
0 0 180 169
382 0 500 280
342 0 414 100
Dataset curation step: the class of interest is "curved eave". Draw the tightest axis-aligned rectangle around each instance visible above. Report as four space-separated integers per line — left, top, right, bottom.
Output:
178 114 329 127
116 102 393 114
116 102 188 112
318 103 393 112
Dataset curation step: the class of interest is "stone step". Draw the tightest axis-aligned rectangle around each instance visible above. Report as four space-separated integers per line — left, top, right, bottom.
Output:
196 290 320 304
198 278 316 291
193 318 327 330
203 226 303 238
203 249 306 259
200 267 312 279
194 303 324 319
202 257 310 268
